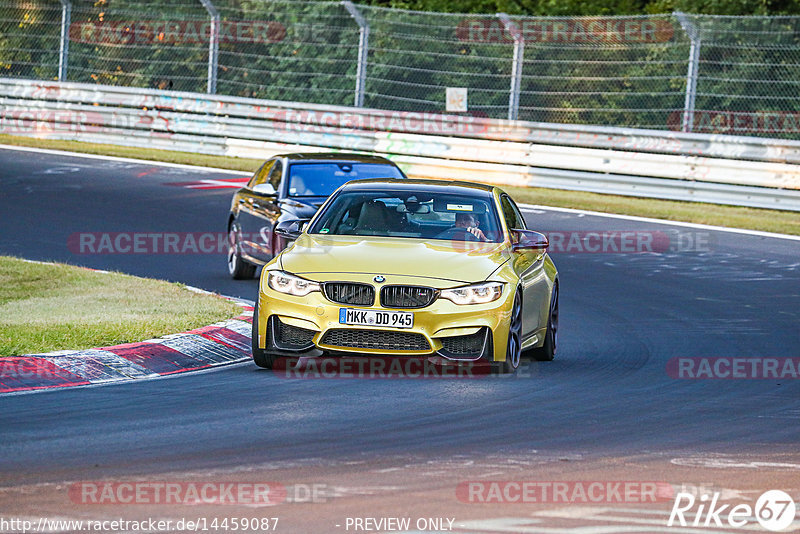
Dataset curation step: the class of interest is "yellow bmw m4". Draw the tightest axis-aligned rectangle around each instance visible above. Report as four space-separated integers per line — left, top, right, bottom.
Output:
252 179 558 373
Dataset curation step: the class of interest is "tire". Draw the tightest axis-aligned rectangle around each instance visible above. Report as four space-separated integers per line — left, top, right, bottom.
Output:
530 283 558 362
228 222 257 280
494 291 522 374
251 302 278 369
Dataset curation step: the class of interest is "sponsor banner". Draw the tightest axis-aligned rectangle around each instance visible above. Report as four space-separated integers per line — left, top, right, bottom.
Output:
456 18 674 44
456 481 675 504
667 357 800 379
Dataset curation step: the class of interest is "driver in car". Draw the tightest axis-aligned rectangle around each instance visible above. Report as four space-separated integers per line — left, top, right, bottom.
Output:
455 212 488 241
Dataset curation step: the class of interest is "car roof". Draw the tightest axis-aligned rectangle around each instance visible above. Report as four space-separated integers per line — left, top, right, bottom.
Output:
278 152 395 164
339 178 497 195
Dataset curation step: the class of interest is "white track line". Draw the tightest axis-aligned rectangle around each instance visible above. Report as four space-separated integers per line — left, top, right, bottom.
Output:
519 203 800 242
3 143 797 242
0 144 249 175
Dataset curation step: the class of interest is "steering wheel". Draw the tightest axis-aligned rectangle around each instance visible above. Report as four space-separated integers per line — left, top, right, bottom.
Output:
436 227 479 242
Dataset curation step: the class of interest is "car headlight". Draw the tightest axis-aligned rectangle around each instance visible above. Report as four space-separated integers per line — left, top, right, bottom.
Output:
267 270 320 297
439 282 503 305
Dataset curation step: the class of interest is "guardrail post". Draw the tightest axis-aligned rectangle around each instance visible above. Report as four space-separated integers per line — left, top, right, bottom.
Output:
675 12 700 133
498 13 523 121
58 0 71 81
199 0 219 94
343 1 368 108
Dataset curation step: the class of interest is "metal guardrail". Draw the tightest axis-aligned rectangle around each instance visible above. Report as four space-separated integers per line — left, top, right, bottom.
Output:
2 78 800 211
5 2 800 138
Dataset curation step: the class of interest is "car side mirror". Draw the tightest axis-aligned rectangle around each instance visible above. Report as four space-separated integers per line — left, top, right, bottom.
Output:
511 229 548 252
252 183 277 196
274 219 310 241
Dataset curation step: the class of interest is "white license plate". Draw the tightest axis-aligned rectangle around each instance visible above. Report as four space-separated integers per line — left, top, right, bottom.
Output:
339 308 414 329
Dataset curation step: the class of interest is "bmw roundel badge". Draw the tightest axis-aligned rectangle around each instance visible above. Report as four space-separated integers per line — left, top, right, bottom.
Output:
374 275 386 283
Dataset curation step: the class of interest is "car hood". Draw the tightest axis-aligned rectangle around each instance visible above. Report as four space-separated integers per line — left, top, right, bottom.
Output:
280 234 510 285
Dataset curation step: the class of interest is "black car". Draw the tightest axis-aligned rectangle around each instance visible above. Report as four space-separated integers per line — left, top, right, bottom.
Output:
227 152 406 279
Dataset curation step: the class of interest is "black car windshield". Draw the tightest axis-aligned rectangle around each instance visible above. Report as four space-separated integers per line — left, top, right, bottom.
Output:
287 162 404 197
308 190 503 243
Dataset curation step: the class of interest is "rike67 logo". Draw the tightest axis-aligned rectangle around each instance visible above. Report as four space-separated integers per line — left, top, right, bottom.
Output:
668 490 797 531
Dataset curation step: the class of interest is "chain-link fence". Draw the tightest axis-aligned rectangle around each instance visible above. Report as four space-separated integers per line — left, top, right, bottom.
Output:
2 0 799 138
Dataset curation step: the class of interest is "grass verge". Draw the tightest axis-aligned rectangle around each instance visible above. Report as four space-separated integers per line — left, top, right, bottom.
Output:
1 134 798 236
0 256 242 356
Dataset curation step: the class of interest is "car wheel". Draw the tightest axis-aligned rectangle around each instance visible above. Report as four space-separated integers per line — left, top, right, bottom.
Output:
251 302 278 369
495 291 522 374
228 222 256 280
530 283 558 362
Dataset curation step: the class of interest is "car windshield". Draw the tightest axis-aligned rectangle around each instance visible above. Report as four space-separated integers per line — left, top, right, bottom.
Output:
308 189 503 242
287 162 404 197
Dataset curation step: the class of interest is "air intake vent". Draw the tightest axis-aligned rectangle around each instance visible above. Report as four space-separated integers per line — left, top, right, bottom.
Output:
380 285 437 309
275 318 315 348
323 282 375 306
321 329 430 351
440 329 486 356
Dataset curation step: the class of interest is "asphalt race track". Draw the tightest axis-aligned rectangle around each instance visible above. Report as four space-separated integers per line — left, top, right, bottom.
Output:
1 147 799 532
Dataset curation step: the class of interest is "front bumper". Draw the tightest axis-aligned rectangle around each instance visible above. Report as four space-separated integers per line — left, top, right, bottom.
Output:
256 273 514 362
